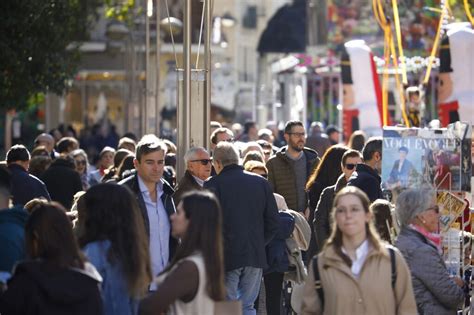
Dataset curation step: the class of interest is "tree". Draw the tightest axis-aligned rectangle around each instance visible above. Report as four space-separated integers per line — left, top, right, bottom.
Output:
0 0 102 110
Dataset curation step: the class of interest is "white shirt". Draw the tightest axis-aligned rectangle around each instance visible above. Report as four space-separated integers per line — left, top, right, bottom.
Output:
342 239 370 278
192 175 205 187
137 176 170 290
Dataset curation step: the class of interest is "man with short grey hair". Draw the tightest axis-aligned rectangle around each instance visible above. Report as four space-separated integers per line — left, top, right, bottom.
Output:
172 147 211 205
204 142 279 315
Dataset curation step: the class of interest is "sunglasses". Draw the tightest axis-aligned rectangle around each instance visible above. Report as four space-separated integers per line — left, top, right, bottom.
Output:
190 159 212 165
426 205 440 213
345 163 357 170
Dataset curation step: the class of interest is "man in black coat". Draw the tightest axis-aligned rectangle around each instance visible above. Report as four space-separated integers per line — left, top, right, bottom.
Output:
347 137 384 202
204 142 279 314
41 155 82 210
172 147 211 205
5 145 50 206
119 135 176 290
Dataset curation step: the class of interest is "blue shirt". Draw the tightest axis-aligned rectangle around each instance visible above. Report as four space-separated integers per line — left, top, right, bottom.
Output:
137 176 170 283
83 240 137 315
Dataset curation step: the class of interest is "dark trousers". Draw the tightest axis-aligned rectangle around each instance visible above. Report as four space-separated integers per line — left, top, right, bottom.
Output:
264 272 284 315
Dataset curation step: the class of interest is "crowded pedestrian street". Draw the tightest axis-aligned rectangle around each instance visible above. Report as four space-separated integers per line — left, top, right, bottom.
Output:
1 0 473 314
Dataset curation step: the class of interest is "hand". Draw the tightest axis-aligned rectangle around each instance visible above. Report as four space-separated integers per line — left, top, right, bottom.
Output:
452 276 464 287
304 207 310 220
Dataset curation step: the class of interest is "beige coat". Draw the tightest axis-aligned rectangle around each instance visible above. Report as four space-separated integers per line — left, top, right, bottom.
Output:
301 243 417 315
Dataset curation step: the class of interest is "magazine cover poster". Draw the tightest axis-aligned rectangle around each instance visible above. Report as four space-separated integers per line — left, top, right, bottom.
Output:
382 125 471 192
382 128 425 191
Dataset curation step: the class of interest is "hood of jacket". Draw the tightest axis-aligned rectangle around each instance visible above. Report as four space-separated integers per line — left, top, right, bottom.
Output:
0 206 28 226
334 174 348 193
11 260 102 304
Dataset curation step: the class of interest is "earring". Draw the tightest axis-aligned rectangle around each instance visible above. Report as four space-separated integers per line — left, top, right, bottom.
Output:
422 219 426 224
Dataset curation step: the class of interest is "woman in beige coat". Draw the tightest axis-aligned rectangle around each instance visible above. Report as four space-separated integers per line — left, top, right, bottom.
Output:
301 186 417 315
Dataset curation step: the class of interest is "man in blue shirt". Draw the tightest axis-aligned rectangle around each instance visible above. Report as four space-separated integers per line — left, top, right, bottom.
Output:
119 135 176 288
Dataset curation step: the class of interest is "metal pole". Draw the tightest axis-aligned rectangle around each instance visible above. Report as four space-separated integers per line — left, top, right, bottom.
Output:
177 0 192 179
155 0 161 136
145 0 150 134
203 0 212 150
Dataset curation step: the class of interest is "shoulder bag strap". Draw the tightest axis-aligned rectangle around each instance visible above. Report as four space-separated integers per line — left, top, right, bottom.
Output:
312 255 324 311
388 247 397 289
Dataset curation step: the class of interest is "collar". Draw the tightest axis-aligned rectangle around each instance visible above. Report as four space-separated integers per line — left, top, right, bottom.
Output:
220 164 243 174
355 163 380 178
286 149 304 161
335 173 348 192
341 239 370 260
137 174 163 196
7 163 27 172
192 175 205 187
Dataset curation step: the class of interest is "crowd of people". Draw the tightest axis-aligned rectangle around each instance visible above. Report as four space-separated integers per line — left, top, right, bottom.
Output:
0 119 471 315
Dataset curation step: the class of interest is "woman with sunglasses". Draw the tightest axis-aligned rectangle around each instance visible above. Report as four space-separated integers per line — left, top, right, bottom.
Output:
71 149 91 191
313 149 362 251
301 187 416 314
395 188 465 315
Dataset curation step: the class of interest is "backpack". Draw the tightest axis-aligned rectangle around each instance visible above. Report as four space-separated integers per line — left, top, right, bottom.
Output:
312 246 397 311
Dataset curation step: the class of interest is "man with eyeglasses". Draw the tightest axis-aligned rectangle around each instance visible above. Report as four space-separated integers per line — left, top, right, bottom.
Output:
172 147 211 205
266 120 320 217
314 149 362 249
119 134 177 290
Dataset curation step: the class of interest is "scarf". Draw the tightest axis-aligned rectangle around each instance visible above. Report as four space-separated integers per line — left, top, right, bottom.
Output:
409 224 442 253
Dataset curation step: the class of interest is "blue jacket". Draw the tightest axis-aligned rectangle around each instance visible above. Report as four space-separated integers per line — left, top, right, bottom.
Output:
83 240 137 315
8 164 50 206
0 206 29 274
204 164 279 271
265 211 295 274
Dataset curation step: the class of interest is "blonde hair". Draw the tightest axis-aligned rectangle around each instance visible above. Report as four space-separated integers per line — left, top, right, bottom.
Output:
324 186 384 266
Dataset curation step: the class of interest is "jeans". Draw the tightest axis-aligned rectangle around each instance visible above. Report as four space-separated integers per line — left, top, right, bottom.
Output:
226 266 263 315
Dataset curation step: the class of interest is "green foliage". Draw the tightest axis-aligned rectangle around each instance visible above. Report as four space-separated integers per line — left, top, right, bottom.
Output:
0 0 102 110
104 0 136 24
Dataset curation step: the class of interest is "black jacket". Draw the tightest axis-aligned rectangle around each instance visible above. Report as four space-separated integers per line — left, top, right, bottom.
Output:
313 174 347 251
119 174 177 259
172 170 204 205
0 260 102 315
40 158 83 210
204 164 279 271
347 163 383 202
8 164 50 206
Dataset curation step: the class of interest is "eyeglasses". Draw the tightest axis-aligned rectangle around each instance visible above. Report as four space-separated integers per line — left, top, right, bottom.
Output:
345 163 357 170
425 205 439 213
223 138 234 142
190 159 212 165
287 132 306 138
75 160 87 165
